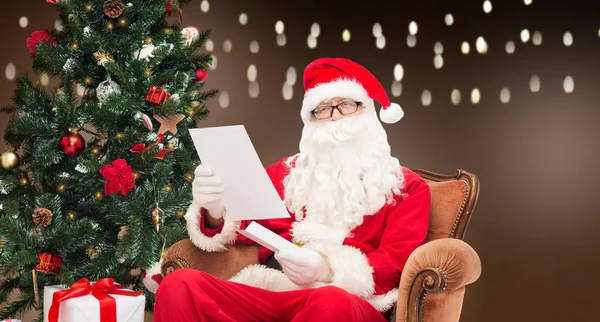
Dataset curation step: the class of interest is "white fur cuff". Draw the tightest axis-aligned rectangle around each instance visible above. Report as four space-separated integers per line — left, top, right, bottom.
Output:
309 243 375 299
184 202 241 252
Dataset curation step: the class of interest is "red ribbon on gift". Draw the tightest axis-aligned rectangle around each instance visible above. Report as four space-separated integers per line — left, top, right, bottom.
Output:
48 278 142 322
35 253 62 275
145 86 171 105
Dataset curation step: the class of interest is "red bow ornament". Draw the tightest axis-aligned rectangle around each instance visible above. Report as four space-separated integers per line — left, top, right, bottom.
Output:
48 278 142 322
130 133 173 160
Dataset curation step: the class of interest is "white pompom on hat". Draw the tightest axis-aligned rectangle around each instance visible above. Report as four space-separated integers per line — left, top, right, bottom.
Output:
301 57 404 124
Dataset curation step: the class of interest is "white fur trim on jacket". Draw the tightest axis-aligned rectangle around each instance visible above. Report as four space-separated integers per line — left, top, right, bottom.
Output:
229 264 320 292
308 243 375 298
184 202 240 252
367 288 399 312
228 262 397 312
291 221 348 245
301 78 373 123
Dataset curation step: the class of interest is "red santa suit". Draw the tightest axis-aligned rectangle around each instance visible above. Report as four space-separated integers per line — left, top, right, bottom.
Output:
153 58 430 321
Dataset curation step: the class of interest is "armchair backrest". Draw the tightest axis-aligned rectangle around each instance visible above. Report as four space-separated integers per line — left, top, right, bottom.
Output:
411 169 480 241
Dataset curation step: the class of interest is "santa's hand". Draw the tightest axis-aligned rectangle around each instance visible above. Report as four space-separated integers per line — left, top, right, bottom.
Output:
192 164 225 219
275 247 332 286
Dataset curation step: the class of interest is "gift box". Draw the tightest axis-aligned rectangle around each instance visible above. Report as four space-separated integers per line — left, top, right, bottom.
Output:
43 278 145 322
145 86 170 104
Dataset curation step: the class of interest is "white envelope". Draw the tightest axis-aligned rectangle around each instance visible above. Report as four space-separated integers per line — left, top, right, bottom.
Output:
43 285 145 322
189 125 291 222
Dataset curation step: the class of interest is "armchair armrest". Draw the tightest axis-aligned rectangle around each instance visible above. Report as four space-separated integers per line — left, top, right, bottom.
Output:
161 239 260 280
395 238 481 322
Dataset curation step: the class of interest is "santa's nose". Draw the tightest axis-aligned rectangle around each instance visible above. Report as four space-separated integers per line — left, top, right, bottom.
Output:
330 108 344 121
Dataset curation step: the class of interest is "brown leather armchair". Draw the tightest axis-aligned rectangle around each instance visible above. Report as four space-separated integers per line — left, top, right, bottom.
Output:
160 169 482 322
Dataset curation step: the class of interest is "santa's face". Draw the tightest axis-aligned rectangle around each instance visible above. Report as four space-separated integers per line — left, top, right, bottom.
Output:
283 97 404 230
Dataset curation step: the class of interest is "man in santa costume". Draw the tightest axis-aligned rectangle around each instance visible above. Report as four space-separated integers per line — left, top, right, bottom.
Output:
152 57 430 321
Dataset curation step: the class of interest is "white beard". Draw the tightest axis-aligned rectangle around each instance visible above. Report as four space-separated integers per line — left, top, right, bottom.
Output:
283 107 405 231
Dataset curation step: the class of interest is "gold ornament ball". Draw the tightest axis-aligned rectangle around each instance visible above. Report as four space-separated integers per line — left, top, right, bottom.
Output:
91 146 101 156
19 177 28 185
94 191 104 200
187 108 196 116
144 69 153 77
163 27 172 35
66 211 76 221
118 18 127 26
106 22 114 30
167 142 176 149
144 36 153 44
84 3 93 12
1 151 20 170
185 173 194 182
70 43 78 51
84 77 93 86
164 185 172 193
133 171 140 180
57 183 66 193
176 210 185 218
115 132 124 140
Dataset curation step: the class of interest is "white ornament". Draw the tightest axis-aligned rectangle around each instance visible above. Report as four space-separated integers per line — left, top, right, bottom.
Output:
83 26 91 37
63 58 76 72
127 3 133 7
132 44 155 61
169 93 180 103
96 77 122 104
181 26 200 46
134 112 153 131
75 164 89 173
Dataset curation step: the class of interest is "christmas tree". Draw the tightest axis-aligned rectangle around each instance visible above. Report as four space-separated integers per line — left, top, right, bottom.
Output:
0 0 215 319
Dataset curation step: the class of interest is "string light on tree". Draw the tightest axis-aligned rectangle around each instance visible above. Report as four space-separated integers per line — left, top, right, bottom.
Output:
66 211 76 222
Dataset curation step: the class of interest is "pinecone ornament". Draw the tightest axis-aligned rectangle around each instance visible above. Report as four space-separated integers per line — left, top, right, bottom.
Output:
104 0 125 18
32 208 53 227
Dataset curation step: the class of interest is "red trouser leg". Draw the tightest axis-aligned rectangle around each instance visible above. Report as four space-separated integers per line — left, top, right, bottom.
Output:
154 268 388 322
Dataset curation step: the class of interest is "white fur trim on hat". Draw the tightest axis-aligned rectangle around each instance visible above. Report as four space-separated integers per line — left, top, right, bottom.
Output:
379 103 404 124
184 202 241 252
301 78 372 123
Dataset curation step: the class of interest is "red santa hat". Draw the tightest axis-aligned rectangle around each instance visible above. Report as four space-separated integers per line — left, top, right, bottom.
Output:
301 58 404 124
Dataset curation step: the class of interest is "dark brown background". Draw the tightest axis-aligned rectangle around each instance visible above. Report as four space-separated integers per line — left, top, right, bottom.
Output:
2 0 600 321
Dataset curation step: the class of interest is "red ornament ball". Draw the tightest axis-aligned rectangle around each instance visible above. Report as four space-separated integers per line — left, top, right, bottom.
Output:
195 70 208 83
59 132 85 158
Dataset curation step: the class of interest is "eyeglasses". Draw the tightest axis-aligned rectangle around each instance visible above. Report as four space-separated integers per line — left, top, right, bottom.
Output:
311 100 362 120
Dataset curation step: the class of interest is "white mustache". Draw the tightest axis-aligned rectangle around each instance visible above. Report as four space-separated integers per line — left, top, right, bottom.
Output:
311 117 362 145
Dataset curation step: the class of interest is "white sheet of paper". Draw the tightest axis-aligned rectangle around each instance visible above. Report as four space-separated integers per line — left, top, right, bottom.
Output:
189 125 290 221
238 221 299 253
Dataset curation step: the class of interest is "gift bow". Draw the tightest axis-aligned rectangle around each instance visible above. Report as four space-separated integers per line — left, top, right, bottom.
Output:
48 278 142 322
